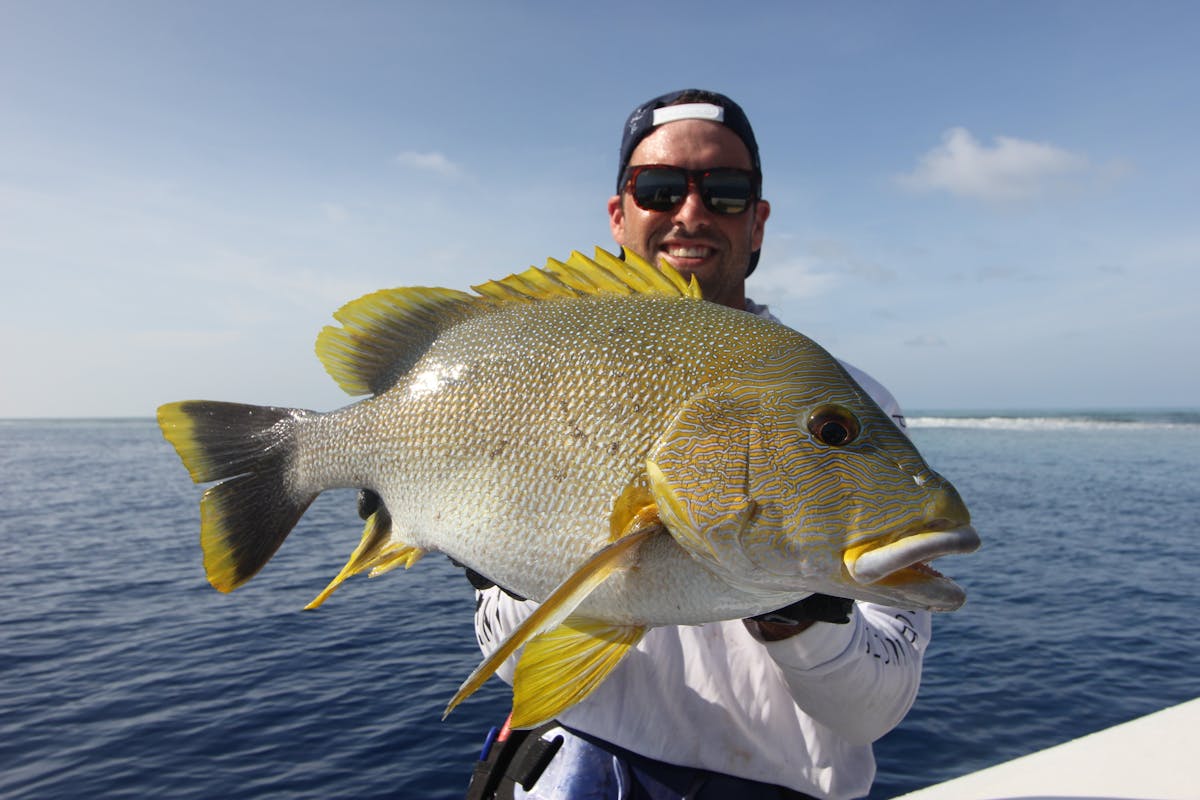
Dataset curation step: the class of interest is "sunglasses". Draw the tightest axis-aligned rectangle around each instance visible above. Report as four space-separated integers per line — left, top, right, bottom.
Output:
623 164 760 216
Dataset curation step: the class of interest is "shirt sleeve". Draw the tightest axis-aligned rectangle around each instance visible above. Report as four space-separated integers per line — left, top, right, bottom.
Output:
473 585 529 684
760 603 931 744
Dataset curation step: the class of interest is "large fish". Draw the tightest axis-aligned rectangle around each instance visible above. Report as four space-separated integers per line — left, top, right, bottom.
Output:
158 247 979 727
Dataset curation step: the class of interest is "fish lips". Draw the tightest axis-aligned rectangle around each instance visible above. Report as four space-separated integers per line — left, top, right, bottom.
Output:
844 526 982 611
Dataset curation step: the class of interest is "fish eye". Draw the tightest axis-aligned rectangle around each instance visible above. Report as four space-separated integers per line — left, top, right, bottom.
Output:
806 405 861 447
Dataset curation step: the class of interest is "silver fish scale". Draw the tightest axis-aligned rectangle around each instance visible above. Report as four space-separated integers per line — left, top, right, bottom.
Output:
307 293 794 608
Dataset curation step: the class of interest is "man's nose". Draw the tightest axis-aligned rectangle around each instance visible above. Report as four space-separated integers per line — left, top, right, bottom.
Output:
670 184 712 226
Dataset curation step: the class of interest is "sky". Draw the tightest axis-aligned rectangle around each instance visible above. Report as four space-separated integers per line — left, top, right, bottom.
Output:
2 1 1197 417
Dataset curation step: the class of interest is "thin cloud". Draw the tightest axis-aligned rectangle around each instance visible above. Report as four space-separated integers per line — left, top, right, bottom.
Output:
904 334 947 347
897 127 1089 201
750 259 840 300
750 235 896 301
393 150 464 178
974 264 1038 282
321 202 349 223
806 239 896 283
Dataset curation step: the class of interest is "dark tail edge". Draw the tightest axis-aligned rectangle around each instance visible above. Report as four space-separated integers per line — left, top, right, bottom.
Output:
158 400 318 592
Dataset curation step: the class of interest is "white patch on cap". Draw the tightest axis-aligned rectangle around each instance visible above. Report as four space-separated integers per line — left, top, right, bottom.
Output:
652 103 725 127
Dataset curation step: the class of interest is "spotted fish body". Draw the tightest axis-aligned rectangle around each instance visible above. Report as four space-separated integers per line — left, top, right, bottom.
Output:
159 247 979 727
332 293 804 622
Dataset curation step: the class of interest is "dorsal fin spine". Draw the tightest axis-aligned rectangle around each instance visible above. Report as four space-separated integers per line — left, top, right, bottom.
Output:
473 277 535 302
544 257 602 294
317 247 701 397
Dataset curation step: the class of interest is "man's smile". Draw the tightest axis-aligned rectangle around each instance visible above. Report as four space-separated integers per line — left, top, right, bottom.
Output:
665 245 715 259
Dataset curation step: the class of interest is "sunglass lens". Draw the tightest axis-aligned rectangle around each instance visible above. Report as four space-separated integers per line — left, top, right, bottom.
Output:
632 169 688 212
702 171 754 215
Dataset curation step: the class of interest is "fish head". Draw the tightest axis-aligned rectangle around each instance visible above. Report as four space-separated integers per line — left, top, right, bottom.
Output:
646 335 979 612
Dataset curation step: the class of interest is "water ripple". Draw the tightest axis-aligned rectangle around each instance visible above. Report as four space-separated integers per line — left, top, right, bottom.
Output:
1 419 1197 799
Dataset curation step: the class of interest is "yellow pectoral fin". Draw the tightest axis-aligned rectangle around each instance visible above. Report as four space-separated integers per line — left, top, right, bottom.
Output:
510 616 645 729
609 479 661 543
443 522 663 720
305 507 424 610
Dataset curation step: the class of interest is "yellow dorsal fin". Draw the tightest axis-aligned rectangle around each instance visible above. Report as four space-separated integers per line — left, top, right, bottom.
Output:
594 247 698 296
472 264 577 302
471 247 701 304
510 616 646 729
316 287 478 396
443 520 664 720
304 507 425 609
317 247 701 396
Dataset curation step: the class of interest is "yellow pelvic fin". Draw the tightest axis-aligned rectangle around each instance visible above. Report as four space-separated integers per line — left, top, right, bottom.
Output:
510 616 646 729
443 521 664 720
304 506 425 610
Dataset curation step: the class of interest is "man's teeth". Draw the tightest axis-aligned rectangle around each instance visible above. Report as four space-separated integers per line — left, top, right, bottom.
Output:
667 246 711 258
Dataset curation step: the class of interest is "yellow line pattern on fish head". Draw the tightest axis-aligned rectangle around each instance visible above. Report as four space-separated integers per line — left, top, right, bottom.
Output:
647 333 976 611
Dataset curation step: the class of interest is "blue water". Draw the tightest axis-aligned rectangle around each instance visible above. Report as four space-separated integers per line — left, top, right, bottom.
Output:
2 411 1198 799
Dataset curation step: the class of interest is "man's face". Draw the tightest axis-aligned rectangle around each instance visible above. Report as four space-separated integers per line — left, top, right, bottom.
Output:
608 119 770 310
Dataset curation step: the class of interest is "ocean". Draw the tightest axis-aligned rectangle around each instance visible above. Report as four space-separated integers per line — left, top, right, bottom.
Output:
1 410 1197 799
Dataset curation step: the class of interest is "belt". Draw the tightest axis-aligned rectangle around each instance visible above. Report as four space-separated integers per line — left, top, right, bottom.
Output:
465 719 821 800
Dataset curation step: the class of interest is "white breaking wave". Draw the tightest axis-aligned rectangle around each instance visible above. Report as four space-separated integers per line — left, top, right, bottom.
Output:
907 414 1196 431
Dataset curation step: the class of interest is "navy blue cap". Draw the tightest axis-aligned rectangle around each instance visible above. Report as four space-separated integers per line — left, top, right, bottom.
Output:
616 89 763 276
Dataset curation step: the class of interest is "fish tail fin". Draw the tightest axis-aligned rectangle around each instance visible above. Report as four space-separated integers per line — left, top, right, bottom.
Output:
158 400 318 592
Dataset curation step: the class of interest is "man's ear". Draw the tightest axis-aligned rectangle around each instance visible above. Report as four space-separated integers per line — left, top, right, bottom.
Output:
608 194 625 244
751 198 770 251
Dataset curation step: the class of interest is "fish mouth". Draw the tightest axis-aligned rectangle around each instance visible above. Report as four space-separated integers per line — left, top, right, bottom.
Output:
844 526 981 609
847 526 980 584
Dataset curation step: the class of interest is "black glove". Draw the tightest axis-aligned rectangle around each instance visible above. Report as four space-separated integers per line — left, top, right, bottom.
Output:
750 594 855 626
449 558 527 601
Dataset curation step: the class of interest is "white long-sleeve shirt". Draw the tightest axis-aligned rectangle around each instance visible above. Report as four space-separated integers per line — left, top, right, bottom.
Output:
476 590 928 799
473 302 928 799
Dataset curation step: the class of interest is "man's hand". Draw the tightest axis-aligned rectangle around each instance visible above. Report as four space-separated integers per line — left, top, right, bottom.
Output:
744 594 855 641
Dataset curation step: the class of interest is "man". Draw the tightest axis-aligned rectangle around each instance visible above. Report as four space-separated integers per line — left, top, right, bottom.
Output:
468 90 926 800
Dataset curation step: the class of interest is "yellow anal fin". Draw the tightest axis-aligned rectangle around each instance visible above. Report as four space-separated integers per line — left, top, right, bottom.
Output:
443 520 664 720
510 616 645 729
364 542 425 577
305 506 424 610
